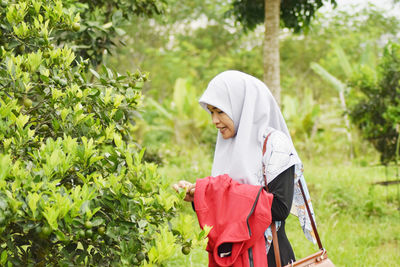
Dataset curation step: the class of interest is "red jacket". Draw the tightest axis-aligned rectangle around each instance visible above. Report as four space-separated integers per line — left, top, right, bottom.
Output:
194 174 273 267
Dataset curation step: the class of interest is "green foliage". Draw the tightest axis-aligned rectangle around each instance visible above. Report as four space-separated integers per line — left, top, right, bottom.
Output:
0 0 193 265
135 78 215 151
348 42 400 164
227 0 337 32
282 89 321 156
281 5 399 99
161 0 230 23
114 3 400 103
309 43 377 159
110 0 264 100
0 0 166 67
56 0 166 66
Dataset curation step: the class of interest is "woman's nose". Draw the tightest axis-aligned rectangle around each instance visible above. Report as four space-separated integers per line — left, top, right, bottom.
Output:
212 113 219 124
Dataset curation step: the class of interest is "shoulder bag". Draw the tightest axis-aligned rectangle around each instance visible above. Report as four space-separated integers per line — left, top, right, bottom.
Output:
263 133 334 267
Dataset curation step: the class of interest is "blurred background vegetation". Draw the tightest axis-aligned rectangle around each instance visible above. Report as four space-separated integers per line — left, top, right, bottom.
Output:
105 0 400 265
107 0 400 162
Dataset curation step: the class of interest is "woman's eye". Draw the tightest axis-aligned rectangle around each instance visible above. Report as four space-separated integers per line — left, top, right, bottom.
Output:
209 108 224 115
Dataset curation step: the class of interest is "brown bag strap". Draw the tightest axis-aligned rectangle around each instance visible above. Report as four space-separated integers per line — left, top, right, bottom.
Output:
271 221 282 267
263 133 283 267
297 180 323 250
262 133 324 267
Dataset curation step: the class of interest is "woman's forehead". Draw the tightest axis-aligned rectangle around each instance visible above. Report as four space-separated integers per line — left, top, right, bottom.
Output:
207 104 220 111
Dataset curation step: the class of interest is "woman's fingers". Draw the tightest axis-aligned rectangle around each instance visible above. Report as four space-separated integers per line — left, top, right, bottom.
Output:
178 180 192 188
172 180 194 192
177 180 193 190
188 187 195 196
184 188 195 202
172 181 186 190
172 181 195 201
172 183 180 191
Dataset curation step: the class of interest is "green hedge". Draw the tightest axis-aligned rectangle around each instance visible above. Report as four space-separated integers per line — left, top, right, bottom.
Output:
0 1 190 265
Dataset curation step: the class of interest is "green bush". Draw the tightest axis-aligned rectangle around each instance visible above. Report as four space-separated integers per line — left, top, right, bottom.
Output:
348 42 400 164
0 1 187 265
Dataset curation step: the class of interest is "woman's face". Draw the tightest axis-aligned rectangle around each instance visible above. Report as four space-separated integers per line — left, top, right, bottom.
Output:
207 104 235 139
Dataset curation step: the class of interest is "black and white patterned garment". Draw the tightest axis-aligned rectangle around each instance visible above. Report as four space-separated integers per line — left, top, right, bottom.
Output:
260 130 317 263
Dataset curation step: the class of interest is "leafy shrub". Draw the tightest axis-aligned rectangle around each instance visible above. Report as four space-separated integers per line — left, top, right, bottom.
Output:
348 42 400 164
0 1 188 266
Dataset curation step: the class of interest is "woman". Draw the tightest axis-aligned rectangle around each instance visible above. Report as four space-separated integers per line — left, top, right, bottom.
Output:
174 70 316 266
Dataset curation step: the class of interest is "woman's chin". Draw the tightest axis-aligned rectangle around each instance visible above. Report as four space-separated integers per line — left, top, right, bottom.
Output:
221 133 235 139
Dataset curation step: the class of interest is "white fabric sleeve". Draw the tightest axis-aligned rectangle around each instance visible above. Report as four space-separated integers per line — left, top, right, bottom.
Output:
262 131 296 184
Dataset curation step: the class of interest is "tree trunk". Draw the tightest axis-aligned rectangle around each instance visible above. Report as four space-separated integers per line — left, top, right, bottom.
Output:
264 0 281 106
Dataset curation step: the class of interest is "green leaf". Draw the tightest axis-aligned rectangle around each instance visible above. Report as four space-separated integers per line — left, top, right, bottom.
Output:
333 43 353 77
42 206 60 230
116 75 126 81
89 68 100 79
0 154 12 181
113 133 123 149
27 51 43 72
89 155 104 166
310 62 346 92
1 250 7 265
27 192 41 216
115 27 126 36
0 197 7 210
60 108 70 121
102 22 113 29
54 229 67 241
104 88 112 104
40 75 50 82
113 94 124 108
114 109 124 121
91 217 104 227
103 65 114 79
15 114 30 130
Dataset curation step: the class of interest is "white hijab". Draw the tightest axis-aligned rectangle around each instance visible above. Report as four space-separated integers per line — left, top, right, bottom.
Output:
199 70 300 185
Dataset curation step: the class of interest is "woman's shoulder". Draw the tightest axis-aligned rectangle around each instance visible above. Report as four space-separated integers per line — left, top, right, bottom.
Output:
262 129 295 179
265 130 292 153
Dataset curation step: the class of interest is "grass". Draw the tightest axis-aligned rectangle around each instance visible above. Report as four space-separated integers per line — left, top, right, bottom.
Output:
159 146 400 266
287 161 400 266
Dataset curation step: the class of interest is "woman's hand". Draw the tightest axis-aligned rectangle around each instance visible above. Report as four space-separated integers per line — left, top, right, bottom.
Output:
172 180 195 202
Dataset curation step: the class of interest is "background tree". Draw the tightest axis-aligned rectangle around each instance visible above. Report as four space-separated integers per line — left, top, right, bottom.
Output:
348 42 400 165
227 0 337 105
